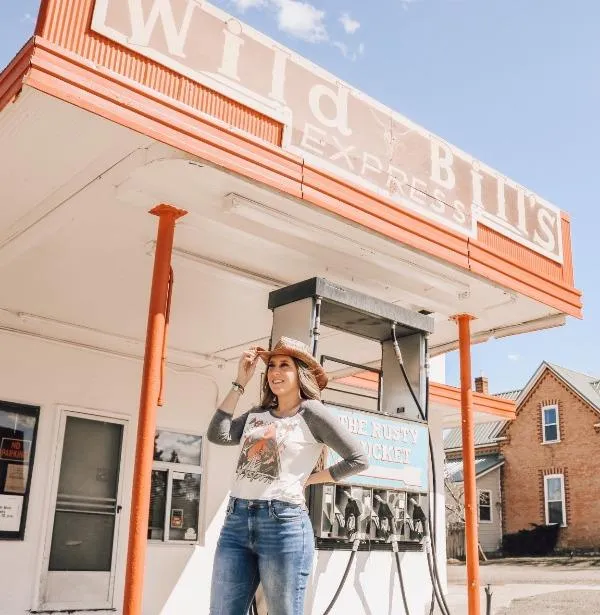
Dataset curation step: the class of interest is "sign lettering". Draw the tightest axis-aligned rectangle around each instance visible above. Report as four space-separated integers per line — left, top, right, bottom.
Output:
327 406 429 493
92 0 563 262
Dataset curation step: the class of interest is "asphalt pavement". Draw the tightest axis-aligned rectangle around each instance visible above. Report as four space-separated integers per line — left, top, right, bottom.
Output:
436 558 600 615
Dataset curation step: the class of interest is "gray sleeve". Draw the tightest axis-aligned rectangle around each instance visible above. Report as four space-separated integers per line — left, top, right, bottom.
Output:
302 401 369 482
206 409 251 446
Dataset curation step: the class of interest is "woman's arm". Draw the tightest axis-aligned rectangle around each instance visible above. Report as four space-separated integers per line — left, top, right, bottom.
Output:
206 347 260 446
302 400 369 482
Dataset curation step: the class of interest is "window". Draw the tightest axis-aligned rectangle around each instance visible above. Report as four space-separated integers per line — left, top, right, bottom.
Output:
542 405 560 443
148 430 203 543
544 474 566 526
478 490 492 523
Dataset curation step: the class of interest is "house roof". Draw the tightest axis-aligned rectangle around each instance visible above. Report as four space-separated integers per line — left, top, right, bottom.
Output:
508 362 600 414
443 420 507 451
445 453 504 483
494 389 522 401
546 363 600 412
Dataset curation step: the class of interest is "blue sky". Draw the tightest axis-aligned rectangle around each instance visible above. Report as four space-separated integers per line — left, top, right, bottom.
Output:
1 0 598 393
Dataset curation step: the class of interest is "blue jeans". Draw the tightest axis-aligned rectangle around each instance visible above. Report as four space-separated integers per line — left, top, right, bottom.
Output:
209 498 315 615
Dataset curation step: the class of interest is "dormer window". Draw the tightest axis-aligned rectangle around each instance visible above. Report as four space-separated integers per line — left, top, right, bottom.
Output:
542 404 560 443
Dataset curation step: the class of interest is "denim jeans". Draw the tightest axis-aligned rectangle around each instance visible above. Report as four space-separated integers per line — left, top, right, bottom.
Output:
209 498 315 615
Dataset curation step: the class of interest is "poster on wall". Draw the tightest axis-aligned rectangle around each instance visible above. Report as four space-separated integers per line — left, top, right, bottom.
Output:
0 401 40 540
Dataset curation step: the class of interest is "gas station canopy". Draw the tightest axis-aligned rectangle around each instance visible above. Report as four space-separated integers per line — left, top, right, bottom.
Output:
0 0 581 394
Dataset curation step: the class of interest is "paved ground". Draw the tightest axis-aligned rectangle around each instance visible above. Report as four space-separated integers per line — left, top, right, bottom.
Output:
435 558 600 615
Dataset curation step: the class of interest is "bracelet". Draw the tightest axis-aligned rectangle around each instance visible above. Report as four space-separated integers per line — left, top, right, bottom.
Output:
231 381 245 395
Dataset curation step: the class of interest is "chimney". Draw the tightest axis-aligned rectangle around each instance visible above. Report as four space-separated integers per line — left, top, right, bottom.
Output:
475 375 489 395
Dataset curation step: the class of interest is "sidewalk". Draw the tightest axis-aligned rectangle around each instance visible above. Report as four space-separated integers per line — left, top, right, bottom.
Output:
436 582 600 615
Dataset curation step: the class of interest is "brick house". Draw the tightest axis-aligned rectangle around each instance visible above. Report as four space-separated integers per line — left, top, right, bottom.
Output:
499 362 600 551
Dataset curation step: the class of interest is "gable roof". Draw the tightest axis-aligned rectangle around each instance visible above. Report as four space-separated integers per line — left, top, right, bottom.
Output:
445 453 504 483
547 363 600 412
511 362 600 414
443 420 507 451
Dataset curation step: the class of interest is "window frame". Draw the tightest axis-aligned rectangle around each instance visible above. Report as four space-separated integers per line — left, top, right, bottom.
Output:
541 404 560 444
543 473 567 527
477 489 493 524
148 429 205 545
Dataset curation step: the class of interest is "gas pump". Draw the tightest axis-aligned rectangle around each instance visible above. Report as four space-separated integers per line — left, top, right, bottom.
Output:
259 279 451 615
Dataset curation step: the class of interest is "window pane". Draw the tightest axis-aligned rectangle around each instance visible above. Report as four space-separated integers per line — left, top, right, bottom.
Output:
479 506 491 522
547 477 563 501
168 473 201 541
49 511 115 571
479 491 491 507
548 501 564 525
543 407 557 426
544 424 558 441
148 470 167 540
154 431 202 465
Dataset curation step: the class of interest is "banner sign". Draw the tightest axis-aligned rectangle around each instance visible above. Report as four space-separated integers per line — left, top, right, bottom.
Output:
326 405 429 493
91 0 563 263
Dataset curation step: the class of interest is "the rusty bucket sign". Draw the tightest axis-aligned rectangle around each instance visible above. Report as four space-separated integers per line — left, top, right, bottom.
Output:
92 0 563 262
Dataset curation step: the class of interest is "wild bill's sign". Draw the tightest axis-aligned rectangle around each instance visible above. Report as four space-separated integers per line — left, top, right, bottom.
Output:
92 0 563 262
326 406 429 493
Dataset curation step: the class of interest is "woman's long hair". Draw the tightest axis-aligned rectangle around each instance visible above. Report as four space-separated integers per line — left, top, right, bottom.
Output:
260 357 321 408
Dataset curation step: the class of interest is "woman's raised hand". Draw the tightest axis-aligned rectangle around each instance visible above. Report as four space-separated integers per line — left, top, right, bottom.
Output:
236 346 260 387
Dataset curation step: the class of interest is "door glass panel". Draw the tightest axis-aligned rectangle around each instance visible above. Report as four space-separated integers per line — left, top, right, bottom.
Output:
49 417 123 572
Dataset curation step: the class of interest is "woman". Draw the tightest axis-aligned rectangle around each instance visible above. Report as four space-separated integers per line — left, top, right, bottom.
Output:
207 337 369 615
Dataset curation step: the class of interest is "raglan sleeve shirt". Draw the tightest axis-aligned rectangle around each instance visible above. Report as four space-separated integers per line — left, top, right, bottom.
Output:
207 409 251 445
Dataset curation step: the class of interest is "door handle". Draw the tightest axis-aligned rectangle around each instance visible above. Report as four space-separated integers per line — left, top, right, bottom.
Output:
116 505 122 514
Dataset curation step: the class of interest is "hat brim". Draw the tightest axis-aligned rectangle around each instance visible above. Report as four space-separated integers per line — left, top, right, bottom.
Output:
257 347 329 390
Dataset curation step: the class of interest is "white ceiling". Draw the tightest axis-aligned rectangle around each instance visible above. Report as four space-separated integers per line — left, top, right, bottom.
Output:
0 88 564 383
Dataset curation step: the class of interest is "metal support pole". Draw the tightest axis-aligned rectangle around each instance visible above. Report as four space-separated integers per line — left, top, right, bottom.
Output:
454 313 480 615
123 204 187 615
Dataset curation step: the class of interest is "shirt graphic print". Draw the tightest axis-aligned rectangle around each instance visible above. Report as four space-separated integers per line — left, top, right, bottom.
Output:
235 419 281 483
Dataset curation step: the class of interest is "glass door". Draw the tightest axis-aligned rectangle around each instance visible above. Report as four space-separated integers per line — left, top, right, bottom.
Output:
42 412 126 609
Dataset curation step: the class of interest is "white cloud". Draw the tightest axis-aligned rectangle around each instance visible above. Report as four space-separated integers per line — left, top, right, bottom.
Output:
332 40 365 61
20 12 34 23
230 0 328 43
274 0 327 42
339 12 360 34
508 354 520 361
231 0 267 11
333 41 349 57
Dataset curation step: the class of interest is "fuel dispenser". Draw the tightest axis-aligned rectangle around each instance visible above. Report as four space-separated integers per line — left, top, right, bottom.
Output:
261 279 451 615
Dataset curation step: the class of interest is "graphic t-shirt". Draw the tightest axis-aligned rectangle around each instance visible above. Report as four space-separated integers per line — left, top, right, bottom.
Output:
207 400 368 505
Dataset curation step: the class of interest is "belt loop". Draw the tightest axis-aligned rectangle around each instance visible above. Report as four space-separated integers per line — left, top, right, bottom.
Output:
268 500 274 518
227 497 235 514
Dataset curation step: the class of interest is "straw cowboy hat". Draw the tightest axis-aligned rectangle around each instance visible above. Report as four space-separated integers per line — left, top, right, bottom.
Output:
257 337 329 390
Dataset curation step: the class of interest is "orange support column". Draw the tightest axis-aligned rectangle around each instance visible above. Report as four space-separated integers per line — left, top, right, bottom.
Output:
123 204 187 615
454 314 480 615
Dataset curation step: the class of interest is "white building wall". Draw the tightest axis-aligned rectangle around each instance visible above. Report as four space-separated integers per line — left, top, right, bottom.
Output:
477 467 503 553
0 329 447 615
